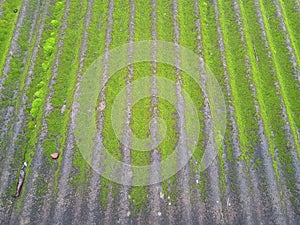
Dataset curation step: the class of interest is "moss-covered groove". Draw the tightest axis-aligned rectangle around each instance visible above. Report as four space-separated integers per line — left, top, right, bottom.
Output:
0 0 23 77
0 0 45 193
258 0 300 158
257 0 300 214
13 0 69 220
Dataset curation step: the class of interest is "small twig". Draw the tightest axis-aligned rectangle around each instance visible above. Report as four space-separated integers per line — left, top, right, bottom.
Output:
15 163 27 197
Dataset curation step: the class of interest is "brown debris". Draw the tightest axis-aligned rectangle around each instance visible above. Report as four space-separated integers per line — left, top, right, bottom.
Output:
15 163 27 197
51 152 59 159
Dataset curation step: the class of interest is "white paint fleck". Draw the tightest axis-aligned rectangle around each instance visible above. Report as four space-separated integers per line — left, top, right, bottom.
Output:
159 192 164 199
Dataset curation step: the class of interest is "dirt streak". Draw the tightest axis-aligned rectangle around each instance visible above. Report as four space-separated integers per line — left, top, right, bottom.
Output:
103 184 114 224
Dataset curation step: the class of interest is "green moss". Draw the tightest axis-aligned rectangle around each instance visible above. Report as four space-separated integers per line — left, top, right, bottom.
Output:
3 0 299 216
102 68 126 159
50 19 59 28
99 177 110 208
130 186 149 214
70 146 88 187
30 99 42 118
0 0 22 75
43 37 56 56
55 1 64 11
